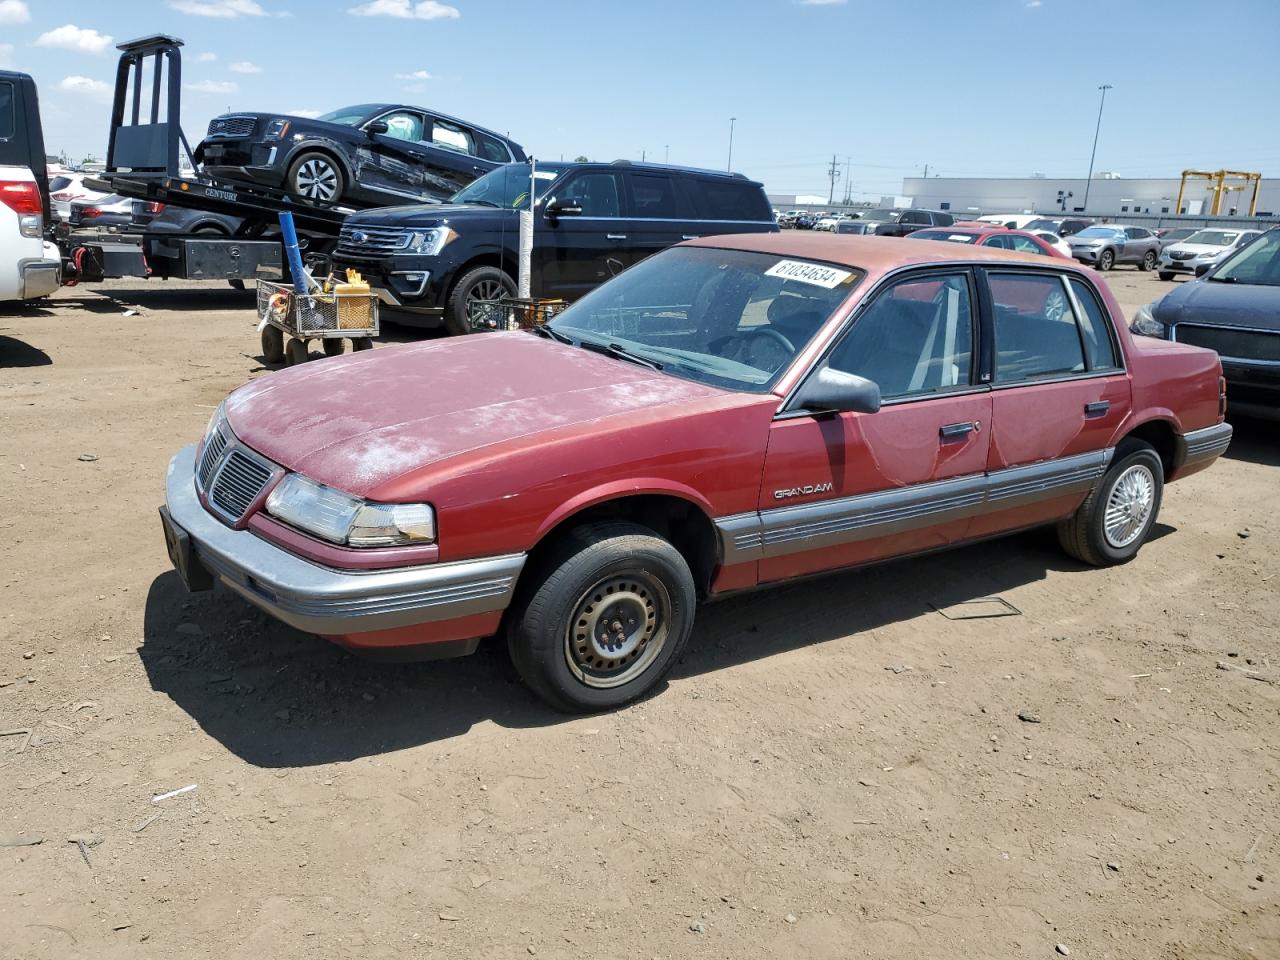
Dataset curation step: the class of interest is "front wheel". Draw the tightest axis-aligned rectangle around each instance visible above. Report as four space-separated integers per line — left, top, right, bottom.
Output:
261 325 285 363
1139 250 1157 272
1158 271 1175 281
444 265 516 336
507 522 697 713
1057 442 1164 567
1097 248 1115 271
322 338 346 357
287 151 345 202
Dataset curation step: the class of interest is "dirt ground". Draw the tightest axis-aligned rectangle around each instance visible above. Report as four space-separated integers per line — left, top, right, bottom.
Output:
1 266 1277 960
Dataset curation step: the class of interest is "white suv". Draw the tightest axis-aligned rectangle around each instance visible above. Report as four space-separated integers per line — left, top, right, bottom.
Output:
1 71 60 303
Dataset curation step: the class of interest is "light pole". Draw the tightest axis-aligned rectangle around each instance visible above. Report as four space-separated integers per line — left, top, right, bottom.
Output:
727 117 736 172
664 144 669 164
1082 83 1111 213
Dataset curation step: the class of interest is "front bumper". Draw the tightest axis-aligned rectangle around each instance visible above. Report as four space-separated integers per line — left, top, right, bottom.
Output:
163 444 526 636
331 253 455 315
1159 256 1214 274
1071 247 1103 263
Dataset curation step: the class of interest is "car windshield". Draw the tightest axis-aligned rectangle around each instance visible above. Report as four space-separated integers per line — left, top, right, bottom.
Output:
315 104 386 126
1074 226 1124 239
1163 228 1197 240
1186 230 1238 246
1024 219 1059 231
860 208 898 221
912 230 978 244
451 163 560 210
1210 229 1280 285
546 246 862 393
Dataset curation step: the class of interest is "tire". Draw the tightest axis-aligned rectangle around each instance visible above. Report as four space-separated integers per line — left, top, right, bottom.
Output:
1158 271 1175 281
507 522 697 713
287 151 345 202
284 338 309 366
351 336 374 351
1139 250 1157 272
1057 442 1164 567
444 265 516 336
261 325 285 364
1097 248 1115 271
228 279 247 290
322 338 346 357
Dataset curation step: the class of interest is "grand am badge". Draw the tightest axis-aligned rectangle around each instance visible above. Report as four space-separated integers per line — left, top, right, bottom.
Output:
773 482 833 500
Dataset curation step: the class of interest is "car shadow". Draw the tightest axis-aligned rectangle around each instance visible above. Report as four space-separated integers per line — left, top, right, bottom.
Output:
140 527 1094 768
0 335 52 367
77 285 256 313
1224 416 1279 467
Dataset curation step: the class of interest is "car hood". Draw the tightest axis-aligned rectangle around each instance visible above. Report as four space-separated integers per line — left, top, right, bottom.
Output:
224 333 742 499
1068 235 1118 245
1152 277 1280 331
343 202 512 228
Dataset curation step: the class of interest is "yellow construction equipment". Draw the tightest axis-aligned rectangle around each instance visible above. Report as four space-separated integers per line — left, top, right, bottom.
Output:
1175 169 1263 216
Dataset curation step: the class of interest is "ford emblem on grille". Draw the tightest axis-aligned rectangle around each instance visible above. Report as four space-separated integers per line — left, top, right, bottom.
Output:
353 230 369 244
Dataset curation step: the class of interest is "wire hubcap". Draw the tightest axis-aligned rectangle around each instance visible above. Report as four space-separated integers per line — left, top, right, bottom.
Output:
296 159 338 200
1103 463 1155 548
565 574 669 689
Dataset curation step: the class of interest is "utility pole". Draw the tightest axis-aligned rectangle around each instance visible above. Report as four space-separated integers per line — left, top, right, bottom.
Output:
727 117 736 172
826 153 841 205
665 144 669 164
922 162 928 178
641 149 646 162
1082 83 1112 213
842 155 852 204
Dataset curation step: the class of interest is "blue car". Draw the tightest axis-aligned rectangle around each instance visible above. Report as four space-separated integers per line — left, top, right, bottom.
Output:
1131 228 1280 420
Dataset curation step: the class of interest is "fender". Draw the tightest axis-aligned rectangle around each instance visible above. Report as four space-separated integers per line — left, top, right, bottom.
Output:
530 477 718 545
1107 408 1184 449
281 138 356 183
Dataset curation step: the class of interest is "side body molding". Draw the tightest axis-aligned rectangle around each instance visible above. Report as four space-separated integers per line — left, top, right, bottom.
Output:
717 448 1114 564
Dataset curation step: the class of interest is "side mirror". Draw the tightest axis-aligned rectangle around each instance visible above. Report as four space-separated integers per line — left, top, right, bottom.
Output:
366 119 389 137
1194 262 1213 278
794 368 881 415
544 197 582 220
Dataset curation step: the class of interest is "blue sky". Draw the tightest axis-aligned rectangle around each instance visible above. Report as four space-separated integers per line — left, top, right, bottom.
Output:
3 0 1279 199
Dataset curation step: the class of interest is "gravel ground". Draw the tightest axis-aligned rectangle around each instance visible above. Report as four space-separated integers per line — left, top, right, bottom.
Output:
1 266 1277 959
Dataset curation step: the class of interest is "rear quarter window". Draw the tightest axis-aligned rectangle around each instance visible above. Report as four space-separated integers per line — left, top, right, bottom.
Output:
0 81 14 140
689 179 772 221
475 132 510 163
628 173 683 218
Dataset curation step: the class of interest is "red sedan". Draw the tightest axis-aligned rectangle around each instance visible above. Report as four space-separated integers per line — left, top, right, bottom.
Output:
910 225 1071 259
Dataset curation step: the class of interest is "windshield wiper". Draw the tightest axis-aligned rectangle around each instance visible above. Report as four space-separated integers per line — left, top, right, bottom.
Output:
532 324 574 344
462 198 499 207
577 338 664 370
1206 275 1236 283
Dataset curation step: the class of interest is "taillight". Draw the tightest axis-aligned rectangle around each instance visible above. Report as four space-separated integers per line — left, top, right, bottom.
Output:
1219 375 1228 420
146 201 165 214
0 180 42 216
82 207 102 218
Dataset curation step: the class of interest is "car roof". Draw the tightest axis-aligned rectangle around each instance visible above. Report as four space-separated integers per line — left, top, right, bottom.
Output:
541 159 764 187
682 232 1077 271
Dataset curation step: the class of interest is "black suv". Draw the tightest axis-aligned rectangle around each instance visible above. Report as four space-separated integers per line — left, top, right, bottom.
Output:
331 160 779 333
855 208 954 236
193 103 526 207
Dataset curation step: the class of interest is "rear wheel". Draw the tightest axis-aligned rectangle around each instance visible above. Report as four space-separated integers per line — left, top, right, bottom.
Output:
507 522 697 713
444 266 516 336
351 336 374 351
1097 248 1115 271
1139 250 1157 271
284 338 309 366
261 325 285 363
287 152 345 202
322 338 346 357
1057 442 1164 567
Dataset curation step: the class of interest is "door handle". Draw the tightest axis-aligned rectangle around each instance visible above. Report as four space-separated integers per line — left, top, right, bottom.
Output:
607 234 627 240
1084 400 1111 418
940 420 979 441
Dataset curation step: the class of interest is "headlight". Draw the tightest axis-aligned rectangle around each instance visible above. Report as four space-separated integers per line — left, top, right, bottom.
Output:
265 119 291 139
265 473 436 547
1130 301 1167 338
406 227 458 256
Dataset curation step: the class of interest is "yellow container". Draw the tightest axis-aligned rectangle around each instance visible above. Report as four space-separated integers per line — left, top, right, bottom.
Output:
335 282 372 329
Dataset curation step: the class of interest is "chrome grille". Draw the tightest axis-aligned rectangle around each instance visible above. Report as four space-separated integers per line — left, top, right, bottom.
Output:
1170 251 1195 261
197 428 229 489
206 115 255 138
1175 324 1280 363
210 450 273 519
336 223 414 258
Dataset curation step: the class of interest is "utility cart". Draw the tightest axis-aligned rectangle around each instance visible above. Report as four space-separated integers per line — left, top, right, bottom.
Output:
256 279 379 365
468 297 569 332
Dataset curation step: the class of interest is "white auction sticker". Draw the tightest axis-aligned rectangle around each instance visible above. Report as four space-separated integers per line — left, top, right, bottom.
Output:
765 259 853 289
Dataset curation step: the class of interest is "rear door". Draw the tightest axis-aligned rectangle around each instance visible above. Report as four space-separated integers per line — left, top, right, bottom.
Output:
968 269 1131 540
536 169 627 299
622 170 688 267
419 116 491 194
757 270 992 583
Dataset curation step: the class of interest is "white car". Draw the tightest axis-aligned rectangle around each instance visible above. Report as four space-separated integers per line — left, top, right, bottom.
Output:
1029 230 1072 258
1157 228 1263 280
977 213 1040 229
1 164 61 303
48 171 109 221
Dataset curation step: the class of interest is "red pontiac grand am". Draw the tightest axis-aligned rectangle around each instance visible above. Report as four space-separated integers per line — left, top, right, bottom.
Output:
161 233 1231 712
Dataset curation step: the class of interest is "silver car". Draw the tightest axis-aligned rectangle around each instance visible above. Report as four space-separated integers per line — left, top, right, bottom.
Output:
1157 228 1263 280
1066 224 1162 271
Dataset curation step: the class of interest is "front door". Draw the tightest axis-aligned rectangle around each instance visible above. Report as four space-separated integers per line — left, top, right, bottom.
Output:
359 108 442 202
757 271 993 583
967 270 1132 540
536 170 628 300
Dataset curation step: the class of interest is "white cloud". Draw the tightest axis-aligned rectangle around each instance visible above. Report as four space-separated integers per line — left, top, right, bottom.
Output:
228 61 262 73
0 42 14 68
169 0 268 17
59 76 111 101
187 79 238 94
0 1 30 25
1026 0 1042 6
195 51 218 62
35 24 115 55
394 69 432 80
287 108 321 118
349 0 460 20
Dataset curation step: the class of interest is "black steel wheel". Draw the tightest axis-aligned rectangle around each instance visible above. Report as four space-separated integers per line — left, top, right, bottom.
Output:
284 338 309 366
351 337 374 351
261 325 285 364
322 338 346 357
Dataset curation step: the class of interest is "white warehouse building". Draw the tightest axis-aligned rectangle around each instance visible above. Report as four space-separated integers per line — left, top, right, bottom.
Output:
899 176 1280 218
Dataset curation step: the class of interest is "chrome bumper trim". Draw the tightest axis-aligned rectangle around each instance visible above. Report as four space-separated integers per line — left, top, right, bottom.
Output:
165 444 525 635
